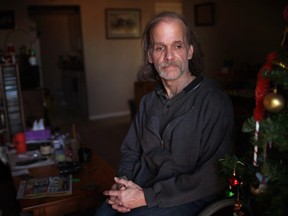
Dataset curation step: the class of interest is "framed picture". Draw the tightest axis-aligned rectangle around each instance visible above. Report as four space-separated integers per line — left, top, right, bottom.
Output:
0 10 15 29
105 8 141 39
194 3 215 26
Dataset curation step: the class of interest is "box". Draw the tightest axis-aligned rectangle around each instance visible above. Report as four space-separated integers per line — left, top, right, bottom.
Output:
25 128 51 141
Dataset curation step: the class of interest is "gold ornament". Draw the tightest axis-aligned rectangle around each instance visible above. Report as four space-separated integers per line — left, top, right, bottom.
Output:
263 88 285 113
273 60 288 70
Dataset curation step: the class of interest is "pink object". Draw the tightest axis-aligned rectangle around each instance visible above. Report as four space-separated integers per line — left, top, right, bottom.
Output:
25 128 51 141
14 132 27 154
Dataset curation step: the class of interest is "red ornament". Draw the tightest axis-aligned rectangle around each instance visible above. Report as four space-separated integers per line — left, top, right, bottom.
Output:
229 175 240 187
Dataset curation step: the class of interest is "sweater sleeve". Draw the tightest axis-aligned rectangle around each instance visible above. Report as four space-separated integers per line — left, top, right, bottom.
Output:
116 96 146 179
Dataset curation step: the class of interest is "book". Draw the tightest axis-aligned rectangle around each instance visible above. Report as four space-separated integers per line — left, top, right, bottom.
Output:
17 175 72 199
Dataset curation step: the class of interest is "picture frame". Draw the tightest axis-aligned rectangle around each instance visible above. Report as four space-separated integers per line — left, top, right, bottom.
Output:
194 3 215 26
0 10 15 29
105 8 141 39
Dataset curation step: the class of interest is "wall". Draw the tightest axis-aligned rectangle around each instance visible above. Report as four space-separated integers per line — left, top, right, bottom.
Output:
184 0 287 76
0 0 287 120
81 0 153 119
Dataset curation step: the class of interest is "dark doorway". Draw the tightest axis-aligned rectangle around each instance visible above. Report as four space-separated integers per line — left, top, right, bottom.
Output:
27 6 87 126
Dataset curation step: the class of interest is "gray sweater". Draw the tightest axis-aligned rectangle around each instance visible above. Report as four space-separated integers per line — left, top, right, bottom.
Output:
117 75 234 208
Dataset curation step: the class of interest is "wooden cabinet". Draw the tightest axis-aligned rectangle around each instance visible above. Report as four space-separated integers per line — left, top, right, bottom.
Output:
0 64 25 142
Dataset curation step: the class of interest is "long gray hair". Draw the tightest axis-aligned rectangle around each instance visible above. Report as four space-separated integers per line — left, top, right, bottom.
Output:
137 12 204 81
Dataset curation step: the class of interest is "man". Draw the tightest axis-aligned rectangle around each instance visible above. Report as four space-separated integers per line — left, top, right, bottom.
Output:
95 12 234 216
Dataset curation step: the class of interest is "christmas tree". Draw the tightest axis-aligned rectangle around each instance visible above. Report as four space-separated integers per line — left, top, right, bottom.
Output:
220 5 288 216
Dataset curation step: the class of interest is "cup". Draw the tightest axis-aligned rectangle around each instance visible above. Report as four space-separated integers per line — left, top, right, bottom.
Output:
13 132 27 154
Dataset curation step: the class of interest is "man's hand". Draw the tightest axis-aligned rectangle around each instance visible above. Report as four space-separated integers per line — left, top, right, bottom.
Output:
104 178 130 213
103 177 147 213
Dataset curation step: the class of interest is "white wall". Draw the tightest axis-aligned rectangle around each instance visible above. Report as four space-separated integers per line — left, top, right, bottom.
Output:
0 0 287 120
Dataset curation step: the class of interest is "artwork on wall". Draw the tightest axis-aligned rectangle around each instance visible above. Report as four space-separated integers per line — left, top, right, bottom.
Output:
105 8 141 39
194 3 215 26
0 10 15 29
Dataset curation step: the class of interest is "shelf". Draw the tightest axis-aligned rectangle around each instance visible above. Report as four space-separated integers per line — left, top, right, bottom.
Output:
0 64 25 141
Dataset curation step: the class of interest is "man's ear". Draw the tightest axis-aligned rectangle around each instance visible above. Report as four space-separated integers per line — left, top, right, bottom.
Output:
188 45 193 60
148 51 153 63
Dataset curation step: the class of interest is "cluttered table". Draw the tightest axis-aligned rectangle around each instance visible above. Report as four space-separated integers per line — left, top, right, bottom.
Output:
3 122 115 215
11 151 115 216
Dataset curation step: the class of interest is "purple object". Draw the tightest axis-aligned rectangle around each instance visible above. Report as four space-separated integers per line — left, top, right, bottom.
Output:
25 128 51 140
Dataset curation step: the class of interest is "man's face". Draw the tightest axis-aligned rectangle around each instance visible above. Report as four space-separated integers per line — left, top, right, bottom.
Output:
148 19 193 81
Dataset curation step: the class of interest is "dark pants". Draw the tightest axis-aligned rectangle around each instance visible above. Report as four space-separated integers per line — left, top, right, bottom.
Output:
95 195 217 216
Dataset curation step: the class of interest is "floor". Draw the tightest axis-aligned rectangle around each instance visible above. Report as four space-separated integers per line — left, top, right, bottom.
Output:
0 115 131 216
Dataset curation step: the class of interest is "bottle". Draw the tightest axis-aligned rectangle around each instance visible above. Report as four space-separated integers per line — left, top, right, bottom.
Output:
63 133 72 161
53 139 66 162
28 49 37 66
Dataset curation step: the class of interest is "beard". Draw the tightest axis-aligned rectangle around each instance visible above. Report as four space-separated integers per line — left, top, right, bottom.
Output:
158 61 184 80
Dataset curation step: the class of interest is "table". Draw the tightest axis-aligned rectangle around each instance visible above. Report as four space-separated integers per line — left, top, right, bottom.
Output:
13 153 116 216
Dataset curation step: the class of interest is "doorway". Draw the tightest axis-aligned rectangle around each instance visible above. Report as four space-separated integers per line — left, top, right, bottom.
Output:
27 6 87 126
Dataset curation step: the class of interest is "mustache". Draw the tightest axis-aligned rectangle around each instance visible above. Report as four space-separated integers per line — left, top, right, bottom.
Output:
159 61 180 68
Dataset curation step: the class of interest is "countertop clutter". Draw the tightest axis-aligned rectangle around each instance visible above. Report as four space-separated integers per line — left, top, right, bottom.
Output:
2 122 116 216
12 151 115 216
9 124 82 173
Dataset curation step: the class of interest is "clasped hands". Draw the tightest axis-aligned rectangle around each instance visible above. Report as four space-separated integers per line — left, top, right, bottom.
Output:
103 177 147 213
